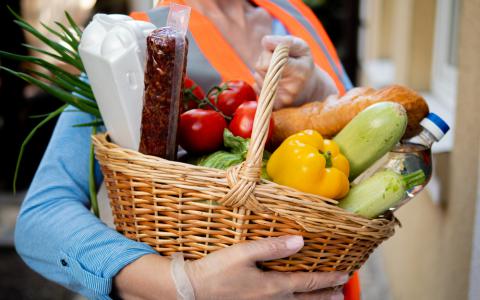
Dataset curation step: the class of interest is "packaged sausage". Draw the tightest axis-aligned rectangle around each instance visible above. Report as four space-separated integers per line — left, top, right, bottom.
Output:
139 4 191 159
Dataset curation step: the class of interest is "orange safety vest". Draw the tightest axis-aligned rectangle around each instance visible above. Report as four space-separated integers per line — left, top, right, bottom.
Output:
131 0 352 95
131 1 359 299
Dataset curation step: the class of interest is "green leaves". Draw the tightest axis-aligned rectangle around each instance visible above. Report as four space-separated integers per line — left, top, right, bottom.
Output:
12 105 68 194
7 6 84 71
1 7 102 216
0 67 100 117
89 125 99 217
0 8 98 116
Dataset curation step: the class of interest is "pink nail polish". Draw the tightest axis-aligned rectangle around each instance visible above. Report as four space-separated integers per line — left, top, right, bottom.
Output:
337 274 349 285
285 236 304 250
331 293 344 300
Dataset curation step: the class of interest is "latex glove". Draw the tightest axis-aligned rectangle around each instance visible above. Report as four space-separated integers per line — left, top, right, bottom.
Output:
185 235 348 300
254 35 338 110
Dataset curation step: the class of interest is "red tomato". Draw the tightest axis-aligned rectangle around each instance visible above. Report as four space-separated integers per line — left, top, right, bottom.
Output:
183 77 206 111
229 101 274 141
208 80 257 117
179 109 227 153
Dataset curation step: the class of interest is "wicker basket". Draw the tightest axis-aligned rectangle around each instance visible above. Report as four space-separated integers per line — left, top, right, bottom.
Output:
93 44 397 273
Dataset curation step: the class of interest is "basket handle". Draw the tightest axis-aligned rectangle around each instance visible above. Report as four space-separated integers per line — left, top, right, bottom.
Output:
222 44 290 211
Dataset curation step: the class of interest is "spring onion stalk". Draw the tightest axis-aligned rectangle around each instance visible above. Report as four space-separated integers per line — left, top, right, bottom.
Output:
89 125 99 217
0 68 100 117
1 7 101 217
12 105 68 193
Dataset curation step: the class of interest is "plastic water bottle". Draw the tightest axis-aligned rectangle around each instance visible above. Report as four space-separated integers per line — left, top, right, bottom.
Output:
340 113 450 218
381 113 450 210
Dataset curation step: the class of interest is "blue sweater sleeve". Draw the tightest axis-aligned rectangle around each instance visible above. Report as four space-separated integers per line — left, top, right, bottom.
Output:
14 109 157 299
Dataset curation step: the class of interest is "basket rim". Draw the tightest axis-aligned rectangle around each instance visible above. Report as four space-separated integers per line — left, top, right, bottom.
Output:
93 132 398 230
93 44 397 239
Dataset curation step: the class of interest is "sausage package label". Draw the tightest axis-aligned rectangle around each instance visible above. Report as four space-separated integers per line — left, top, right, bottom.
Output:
79 14 156 150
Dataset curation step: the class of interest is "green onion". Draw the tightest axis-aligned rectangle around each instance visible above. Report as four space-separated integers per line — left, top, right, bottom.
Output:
13 105 67 194
1 7 102 217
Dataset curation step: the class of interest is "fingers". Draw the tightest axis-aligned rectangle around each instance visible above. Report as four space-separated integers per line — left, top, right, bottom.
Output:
253 72 264 95
279 271 349 293
255 35 310 73
262 35 310 57
255 49 272 74
295 289 344 300
229 236 304 264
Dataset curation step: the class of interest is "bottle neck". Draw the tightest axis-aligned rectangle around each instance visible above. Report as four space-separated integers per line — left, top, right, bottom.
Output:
407 129 438 148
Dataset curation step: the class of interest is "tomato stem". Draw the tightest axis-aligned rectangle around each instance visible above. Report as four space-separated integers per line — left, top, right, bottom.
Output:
182 83 232 121
202 84 232 120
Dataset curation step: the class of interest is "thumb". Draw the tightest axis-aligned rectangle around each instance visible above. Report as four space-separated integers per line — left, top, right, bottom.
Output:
232 235 304 264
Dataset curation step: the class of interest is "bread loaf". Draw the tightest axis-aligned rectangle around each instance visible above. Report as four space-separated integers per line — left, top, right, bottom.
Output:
271 85 429 146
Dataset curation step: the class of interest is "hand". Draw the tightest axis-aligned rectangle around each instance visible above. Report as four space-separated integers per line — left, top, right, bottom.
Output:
254 35 338 110
113 236 348 300
186 235 348 300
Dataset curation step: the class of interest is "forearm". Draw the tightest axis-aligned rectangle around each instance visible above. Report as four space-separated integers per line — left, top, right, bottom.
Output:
113 254 177 300
14 109 156 298
15 196 157 299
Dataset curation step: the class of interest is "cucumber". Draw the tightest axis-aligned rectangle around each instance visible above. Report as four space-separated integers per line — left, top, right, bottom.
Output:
333 102 408 180
338 169 425 218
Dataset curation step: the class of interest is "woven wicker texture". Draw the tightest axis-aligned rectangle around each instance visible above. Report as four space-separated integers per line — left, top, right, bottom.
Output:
93 44 397 272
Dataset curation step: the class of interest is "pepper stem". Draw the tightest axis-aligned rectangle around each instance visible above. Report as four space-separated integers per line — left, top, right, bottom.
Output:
324 151 333 168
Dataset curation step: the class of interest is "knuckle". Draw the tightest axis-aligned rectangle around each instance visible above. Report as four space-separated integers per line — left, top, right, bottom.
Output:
284 85 299 98
281 96 294 107
264 239 284 255
264 274 286 297
303 275 320 291
297 72 308 81
255 61 266 71
254 74 263 86
321 274 337 288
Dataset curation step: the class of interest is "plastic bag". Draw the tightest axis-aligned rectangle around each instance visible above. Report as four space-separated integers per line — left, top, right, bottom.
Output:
139 3 191 159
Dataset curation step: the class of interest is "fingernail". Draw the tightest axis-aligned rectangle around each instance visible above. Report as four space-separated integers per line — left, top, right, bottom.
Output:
263 35 274 43
337 274 349 285
285 236 304 250
331 292 344 300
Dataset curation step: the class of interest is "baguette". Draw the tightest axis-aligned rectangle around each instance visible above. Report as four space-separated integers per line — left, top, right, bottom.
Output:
271 85 429 146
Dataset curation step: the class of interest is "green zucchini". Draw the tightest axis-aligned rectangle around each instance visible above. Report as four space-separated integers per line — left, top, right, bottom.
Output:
333 102 408 180
338 169 426 218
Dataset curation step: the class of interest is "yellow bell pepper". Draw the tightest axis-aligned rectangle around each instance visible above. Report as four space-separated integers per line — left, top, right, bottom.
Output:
266 129 350 199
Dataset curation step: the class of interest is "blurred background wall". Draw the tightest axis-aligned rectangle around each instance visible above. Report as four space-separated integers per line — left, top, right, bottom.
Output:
0 1 129 299
358 0 480 299
0 1 361 299
1 0 479 299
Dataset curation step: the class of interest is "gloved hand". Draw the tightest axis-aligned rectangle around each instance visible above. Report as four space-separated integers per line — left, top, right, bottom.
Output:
185 235 347 300
114 236 347 300
254 35 338 110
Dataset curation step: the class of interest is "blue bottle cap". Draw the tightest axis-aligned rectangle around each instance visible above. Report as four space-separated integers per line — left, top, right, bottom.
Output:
420 113 450 141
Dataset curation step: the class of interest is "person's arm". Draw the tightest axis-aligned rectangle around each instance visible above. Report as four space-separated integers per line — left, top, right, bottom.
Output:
14 109 158 299
15 108 348 300
114 235 349 300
